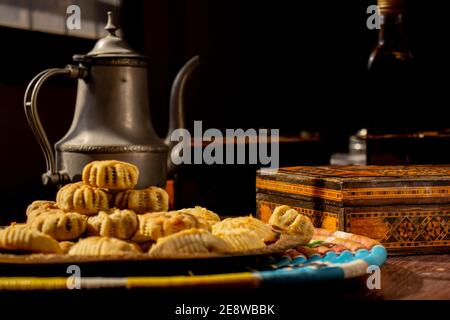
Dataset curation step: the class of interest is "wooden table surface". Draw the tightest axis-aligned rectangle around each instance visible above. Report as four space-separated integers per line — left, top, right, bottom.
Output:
274 253 450 301
366 254 450 300
323 254 450 300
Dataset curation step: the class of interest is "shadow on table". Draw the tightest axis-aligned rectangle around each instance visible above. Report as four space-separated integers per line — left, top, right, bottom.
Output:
365 261 424 300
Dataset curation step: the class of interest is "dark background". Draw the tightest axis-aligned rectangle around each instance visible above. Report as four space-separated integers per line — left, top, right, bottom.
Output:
0 0 448 222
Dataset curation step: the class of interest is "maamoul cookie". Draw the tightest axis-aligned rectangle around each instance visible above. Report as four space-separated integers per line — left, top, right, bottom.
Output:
131 211 209 243
149 228 231 257
82 160 139 190
212 216 277 243
178 206 221 227
27 207 56 222
0 225 62 253
68 236 141 256
114 186 169 213
213 227 266 252
56 182 110 215
26 200 58 216
87 209 138 240
268 205 314 244
27 209 87 241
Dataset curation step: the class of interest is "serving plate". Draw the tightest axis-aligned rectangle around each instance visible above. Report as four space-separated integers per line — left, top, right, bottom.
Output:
0 229 387 289
0 233 305 265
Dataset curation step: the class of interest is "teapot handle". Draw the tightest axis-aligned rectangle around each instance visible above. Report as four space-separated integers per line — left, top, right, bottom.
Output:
165 55 200 177
24 65 87 186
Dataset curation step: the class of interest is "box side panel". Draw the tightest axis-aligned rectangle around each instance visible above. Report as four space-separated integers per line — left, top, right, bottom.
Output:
345 206 450 254
256 193 344 231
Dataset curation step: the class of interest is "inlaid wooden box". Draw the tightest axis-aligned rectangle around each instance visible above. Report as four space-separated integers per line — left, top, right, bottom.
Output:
256 166 450 254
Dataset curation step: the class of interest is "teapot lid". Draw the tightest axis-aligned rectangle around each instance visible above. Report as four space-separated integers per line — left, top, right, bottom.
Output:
79 12 144 60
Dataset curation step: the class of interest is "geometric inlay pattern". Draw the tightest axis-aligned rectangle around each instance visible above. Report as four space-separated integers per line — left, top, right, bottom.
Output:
381 212 449 248
344 210 450 249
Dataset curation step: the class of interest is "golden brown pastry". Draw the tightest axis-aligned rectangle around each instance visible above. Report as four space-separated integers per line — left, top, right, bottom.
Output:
213 228 266 252
87 209 138 240
268 205 314 244
56 182 110 215
148 228 231 257
131 211 209 243
0 225 62 254
212 216 277 243
59 241 75 253
27 209 87 241
68 236 141 256
26 200 58 216
114 186 169 213
178 206 221 227
27 207 54 222
82 160 139 190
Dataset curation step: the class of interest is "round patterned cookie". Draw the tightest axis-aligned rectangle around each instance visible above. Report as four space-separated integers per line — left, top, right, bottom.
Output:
82 160 139 190
27 209 87 241
114 186 169 213
87 209 138 240
268 205 314 245
26 200 58 216
131 211 210 243
56 182 110 215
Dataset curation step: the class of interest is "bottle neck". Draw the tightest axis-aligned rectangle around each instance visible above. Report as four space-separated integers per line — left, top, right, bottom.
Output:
378 12 405 48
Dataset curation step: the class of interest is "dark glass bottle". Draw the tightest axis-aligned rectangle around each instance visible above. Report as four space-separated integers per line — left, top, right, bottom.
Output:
367 0 415 135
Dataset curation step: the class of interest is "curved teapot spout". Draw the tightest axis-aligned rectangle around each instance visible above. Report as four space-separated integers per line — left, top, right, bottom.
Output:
165 55 200 176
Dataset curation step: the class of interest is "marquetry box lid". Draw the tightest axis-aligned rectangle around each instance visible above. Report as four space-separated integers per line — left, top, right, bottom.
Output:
256 165 450 207
256 165 450 254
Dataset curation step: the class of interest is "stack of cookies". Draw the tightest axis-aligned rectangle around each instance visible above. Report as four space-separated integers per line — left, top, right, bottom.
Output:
0 160 168 255
0 160 314 257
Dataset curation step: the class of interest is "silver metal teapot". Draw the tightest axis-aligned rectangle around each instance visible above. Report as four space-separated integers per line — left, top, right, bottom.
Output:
24 12 198 188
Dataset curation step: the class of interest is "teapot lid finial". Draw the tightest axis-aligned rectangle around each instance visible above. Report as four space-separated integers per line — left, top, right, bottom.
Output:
83 11 145 59
105 11 117 36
